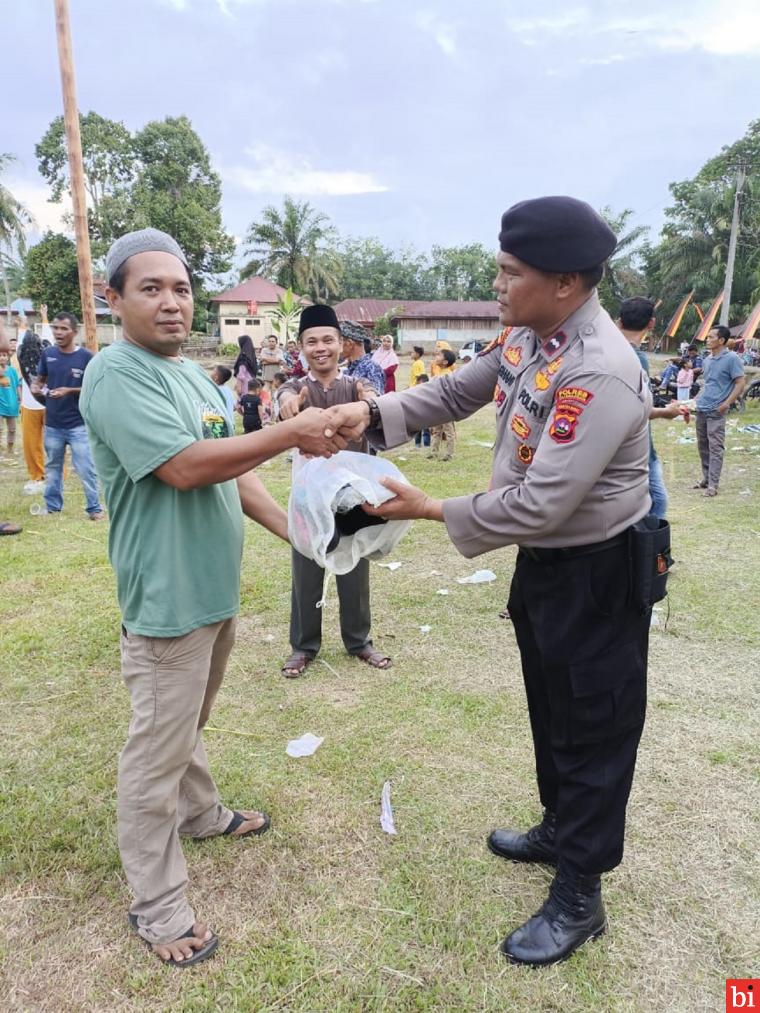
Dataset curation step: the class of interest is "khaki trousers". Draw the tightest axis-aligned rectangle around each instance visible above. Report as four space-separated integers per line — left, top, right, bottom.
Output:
21 406 45 481
119 618 237 944
429 422 456 459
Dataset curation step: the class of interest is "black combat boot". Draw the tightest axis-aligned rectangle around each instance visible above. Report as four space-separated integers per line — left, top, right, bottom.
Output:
487 810 557 864
500 863 607 967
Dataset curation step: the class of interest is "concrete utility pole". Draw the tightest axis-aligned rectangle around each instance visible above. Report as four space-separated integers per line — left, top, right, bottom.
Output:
53 0 98 352
719 166 746 328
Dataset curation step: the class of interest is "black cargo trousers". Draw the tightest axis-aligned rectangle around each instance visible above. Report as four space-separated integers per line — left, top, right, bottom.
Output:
507 534 649 874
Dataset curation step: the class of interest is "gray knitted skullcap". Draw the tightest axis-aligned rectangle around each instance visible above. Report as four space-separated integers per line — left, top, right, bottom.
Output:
105 228 189 283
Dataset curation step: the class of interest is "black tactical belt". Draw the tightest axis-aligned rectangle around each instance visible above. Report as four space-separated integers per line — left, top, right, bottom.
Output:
519 532 628 564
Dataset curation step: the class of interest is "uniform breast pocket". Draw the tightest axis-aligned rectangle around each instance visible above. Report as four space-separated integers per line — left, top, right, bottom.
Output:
565 639 647 745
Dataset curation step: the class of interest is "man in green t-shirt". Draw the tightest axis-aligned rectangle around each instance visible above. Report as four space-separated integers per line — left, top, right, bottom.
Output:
81 228 349 967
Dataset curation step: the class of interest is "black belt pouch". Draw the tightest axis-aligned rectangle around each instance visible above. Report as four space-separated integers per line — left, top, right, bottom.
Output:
628 515 672 611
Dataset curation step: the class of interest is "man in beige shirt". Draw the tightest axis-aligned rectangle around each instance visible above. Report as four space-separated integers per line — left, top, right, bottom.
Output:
331 196 653 968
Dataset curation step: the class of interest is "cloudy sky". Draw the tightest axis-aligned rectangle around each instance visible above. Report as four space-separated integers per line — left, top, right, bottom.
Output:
4 0 760 263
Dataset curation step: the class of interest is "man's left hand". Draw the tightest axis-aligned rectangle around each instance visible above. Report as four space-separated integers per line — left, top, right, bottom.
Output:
363 477 444 522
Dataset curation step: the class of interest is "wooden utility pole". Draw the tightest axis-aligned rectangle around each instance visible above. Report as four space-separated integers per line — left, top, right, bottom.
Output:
53 0 98 352
719 166 746 329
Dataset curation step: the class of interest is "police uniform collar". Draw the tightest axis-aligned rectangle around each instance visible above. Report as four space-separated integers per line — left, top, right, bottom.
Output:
538 292 600 362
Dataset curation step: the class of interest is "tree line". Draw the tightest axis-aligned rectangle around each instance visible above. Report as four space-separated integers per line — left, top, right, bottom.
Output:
1 113 759 335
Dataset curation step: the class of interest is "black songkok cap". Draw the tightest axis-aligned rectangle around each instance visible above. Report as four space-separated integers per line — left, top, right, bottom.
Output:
499 196 617 272
298 303 340 335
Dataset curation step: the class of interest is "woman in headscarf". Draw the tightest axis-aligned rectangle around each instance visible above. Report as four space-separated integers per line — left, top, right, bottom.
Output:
371 333 399 393
233 335 258 397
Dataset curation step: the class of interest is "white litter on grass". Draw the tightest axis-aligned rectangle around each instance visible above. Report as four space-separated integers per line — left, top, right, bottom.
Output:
378 561 403 571
470 440 495 448
397 456 408 462
650 608 664 628
263 634 275 642
678 436 696 444
380 780 397 835
436 588 449 596
286 733 324 758
739 489 752 496
429 570 442 576
730 447 745 452
419 625 432 634
457 569 497 585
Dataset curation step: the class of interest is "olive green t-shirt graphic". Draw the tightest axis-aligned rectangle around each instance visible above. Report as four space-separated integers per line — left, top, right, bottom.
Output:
81 341 244 637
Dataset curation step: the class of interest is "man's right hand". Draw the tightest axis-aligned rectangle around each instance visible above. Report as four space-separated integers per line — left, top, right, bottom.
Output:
279 387 308 421
328 400 371 442
287 406 348 457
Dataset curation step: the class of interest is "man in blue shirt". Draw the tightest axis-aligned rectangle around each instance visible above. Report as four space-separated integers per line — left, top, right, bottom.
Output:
340 320 385 395
32 312 105 519
694 325 745 497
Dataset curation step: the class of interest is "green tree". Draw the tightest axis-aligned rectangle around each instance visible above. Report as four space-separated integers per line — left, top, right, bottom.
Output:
645 120 760 329
269 288 303 341
243 196 341 299
336 237 430 300
130 116 235 280
0 154 33 315
596 207 649 314
424 243 496 301
25 232 82 318
35 112 136 256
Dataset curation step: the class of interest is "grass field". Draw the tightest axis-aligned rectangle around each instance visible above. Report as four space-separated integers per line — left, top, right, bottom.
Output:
1 362 758 1012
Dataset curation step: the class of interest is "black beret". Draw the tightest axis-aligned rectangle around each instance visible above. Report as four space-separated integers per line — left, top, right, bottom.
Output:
298 303 340 335
499 196 617 272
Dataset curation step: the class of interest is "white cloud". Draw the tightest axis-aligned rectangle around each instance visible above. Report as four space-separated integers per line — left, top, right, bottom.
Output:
509 0 760 58
224 145 389 196
415 11 458 58
7 180 72 239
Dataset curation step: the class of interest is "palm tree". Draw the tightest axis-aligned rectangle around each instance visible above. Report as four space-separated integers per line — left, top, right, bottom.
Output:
0 154 33 318
242 196 342 300
597 207 649 311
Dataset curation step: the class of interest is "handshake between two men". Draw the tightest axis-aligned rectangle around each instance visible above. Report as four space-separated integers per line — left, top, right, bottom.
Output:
289 396 444 525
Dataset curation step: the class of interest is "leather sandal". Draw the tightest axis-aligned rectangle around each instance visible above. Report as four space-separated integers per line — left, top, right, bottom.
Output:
282 651 314 678
352 645 392 669
223 810 271 838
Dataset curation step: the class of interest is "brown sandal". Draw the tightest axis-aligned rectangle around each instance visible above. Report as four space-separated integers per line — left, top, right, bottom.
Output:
352 645 392 669
282 652 314 678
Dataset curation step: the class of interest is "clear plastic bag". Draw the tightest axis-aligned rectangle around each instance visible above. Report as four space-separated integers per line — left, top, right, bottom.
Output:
288 451 413 574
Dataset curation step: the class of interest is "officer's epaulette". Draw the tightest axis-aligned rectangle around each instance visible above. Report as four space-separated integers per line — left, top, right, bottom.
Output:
478 326 513 357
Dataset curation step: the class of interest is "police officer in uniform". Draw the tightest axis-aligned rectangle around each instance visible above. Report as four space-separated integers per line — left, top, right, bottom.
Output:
329 196 652 967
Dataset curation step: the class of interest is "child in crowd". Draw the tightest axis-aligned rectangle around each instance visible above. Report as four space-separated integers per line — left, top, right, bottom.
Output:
413 373 431 448
237 378 266 433
428 350 457 460
429 339 452 377
271 372 288 422
0 350 21 458
409 345 426 387
211 364 236 419
277 303 391 677
676 358 694 401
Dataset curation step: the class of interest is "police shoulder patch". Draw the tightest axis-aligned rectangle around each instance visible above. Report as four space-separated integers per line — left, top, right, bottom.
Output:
555 386 593 406
517 442 534 464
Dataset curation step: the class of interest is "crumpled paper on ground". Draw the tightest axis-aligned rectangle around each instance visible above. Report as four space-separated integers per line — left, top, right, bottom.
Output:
457 569 497 584
286 733 324 758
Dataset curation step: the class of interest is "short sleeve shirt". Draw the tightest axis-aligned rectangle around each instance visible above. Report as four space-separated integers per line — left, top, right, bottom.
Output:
37 346 93 427
696 350 744 412
0 365 20 416
80 341 244 637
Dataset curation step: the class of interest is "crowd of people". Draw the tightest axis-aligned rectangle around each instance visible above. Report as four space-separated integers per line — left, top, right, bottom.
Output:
0 208 753 978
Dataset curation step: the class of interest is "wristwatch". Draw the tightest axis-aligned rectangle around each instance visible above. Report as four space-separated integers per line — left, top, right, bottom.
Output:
364 398 382 430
